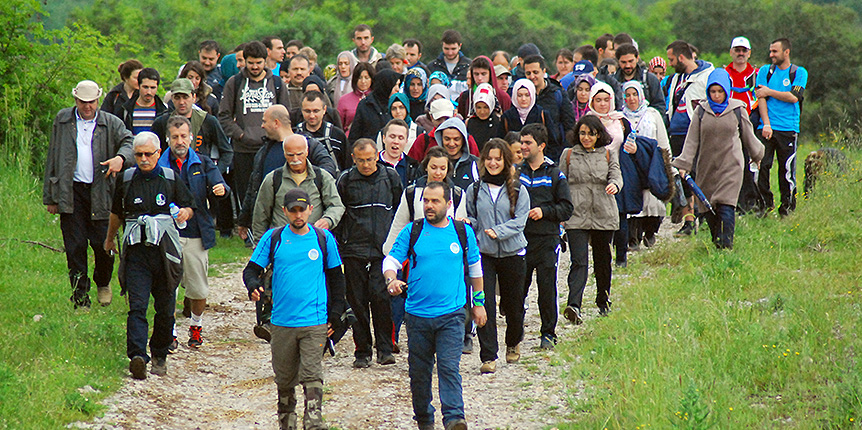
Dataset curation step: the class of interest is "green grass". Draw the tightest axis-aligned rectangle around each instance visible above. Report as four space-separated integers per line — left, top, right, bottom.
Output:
0 159 250 428
556 149 862 429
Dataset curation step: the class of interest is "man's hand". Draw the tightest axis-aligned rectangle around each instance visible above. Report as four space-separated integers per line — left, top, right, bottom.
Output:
104 237 117 255
484 228 498 239
238 226 249 239
212 183 226 196
327 323 334 337
472 305 487 327
754 85 771 99
313 218 331 229
46 204 59 214
528 207 543 220
176 207 193 223
387 279 405 296
100 156 124 178
250 286 264 301
761 125 773 140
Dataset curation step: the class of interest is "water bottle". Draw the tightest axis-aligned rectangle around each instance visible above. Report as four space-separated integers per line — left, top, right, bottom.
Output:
623 130 637 154
169 203 186 229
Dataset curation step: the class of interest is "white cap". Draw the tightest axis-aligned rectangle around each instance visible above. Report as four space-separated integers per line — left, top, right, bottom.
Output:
731 37 751 50
429 98 456 120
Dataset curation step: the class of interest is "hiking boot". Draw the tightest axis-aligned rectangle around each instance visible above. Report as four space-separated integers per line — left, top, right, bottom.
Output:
539 334 556 350
599 307 612 317
70 274 91 309
462 336 473 354
253 323 272 343
96 285 112 306
150 357 167 376
480 360 496 374
643 234 657 248
674 220 695 237
303 385 325 429
564 306 583 325
188 325 203 348
353 357 371 369
129 356 147 380
71 291 91 309
278 412 297 430
168 337 178 354
506 346 521 363
615 260 627 268
377 353 396 365
277 388 298 430
445 418 468 430
182 296 192 318
417 422 435 430
392 343 400 354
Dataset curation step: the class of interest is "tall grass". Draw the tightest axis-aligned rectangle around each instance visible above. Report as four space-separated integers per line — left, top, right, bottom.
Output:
557 150 862 429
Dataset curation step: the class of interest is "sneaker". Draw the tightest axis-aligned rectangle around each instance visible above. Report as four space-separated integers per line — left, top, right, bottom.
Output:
168 337 179 354
643 234 657 248
253 323 272 343
479 360 496 374
445 418 468 430
392 343 400 354
506 346 521 363
353 357 371 369
539 334 556 350
182 297 192 318
674 220 695 237
564 306 583 325
129 356 147 380
188 325 203 348
96 285 112 306
377 353 396 365
150 357 167 376
462 336 473 354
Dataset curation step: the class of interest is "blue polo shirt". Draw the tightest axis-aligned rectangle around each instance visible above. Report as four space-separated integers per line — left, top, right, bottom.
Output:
388 218 481 318
756 64 808 133
251 226 342 327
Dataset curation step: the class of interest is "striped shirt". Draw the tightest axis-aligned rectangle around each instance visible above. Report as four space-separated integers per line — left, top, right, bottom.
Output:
132 102 157 135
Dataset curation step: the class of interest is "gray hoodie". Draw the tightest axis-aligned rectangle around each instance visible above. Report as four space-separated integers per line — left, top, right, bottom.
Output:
435 117 479 189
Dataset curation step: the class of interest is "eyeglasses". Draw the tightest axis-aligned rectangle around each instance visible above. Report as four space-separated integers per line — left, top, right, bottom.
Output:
579 131 598 137
134 150 158 158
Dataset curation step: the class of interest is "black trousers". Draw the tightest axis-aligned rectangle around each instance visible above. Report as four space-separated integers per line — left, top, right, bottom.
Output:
523 234 559 339
232 152 256 208
704 204 736 249
59 182 114 290
477 254 526 362
344 257 393 359
613 213 628 264
566 229 614 310
757 130 798 216
125 244 175 361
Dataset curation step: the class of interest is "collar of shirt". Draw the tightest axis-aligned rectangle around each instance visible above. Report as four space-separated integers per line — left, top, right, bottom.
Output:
75 109 98 125
379 151 403 166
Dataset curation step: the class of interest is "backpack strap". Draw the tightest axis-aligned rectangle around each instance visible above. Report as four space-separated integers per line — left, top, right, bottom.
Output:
453 184 463 209
407 219 424 270
310 225 328 266
405 184 416 221
270 167 284 227
268 226 285 267
452 219 471 306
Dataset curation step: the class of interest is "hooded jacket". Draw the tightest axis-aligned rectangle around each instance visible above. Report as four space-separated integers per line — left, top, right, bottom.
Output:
434 117 480 190
334 162 403 260
218 68 288 153
666 59 715 136
465 180 530 257
455 55 512 118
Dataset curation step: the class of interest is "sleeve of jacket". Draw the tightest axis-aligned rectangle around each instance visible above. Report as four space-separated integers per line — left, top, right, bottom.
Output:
557 88 576 132
607 149 623 191
347 102 370 145
383 192 410 254
647 73 667 113
203 156 230 200
42 116 61 205
208 115 233 174
325 266 347 323
739 107 765 164
218 76 243 140
491 184 531 240
110 118 135 167
388 168 404 211
238 145 268 227
465 183 479 225
320 170 346 229
307 137 338 177
540 168 574 222
251 171 275 238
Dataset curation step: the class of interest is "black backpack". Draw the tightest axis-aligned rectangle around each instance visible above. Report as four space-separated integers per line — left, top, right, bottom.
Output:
766 64 803 116
404 183 463 221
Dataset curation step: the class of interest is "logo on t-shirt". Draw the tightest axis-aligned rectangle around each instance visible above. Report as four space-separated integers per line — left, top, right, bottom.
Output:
155 193 166 206
450 242 460 254
783 78 791 87
308 249 320 261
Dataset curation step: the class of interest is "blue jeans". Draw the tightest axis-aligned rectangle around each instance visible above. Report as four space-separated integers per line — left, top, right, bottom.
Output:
406 308 467 427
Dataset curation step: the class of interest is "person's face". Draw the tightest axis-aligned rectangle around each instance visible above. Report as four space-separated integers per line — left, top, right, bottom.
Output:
667 49 687 74
283 204 312 230
519 134 543 162
475 101 491 120
509 142 523 164
198 49 219 72
709 85 726 104
125 69 142 89
473 67 490 85
484 148 504 175
731 46 751 66
284 140 308 173
618 53 638 78
409 77 424 98
301 98 325 129
357 70 372 92
404 44 421 66
286 45 299 59
168 123 192 159
516 88 531 108
422 186 450 224
556 56 574 76
524 62 544 89
384 124 408 157
651 65 666 80
289 58 310 86
576 82 591 103
497 74 510 93
601 40 615 59
268 39 285 62
769 42 787 65
579 124 598 150
235 50 245 69
441 128 464 158
138 78 158 105
337 57 352 77
185 70 202 89
246 56 265 78
624 88 640 111
261 111 280 139
75 97 98 120
352 145 378 176
133 143 160 172
172 92 196 116
353 30 373 53
390 100 408 120
442 42 461 62
388 57 405 74
426 156 449 182
591 91 611 114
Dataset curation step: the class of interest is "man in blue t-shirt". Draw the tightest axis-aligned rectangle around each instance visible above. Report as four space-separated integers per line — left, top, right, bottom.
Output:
383 181 487 430
754 38 808 216
242 188 346 430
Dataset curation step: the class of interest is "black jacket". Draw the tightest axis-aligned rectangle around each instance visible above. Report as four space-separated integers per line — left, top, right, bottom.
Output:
536 78 576 161
518 158 574 236
613 64 667 113
101 82 130 116
116 92 168 133
348 90 391 145
428 52 471 82
466 115 503 151
334 163 403 260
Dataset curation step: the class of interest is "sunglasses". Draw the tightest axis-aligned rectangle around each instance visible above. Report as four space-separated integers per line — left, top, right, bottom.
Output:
134 150 158 158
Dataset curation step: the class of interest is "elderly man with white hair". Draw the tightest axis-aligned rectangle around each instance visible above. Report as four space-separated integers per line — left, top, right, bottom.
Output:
104 131 196 379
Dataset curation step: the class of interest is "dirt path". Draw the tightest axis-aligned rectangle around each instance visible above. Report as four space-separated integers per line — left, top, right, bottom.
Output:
69 221 677 430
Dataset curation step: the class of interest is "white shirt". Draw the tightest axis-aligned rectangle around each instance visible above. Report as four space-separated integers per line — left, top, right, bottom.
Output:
74 109 97 183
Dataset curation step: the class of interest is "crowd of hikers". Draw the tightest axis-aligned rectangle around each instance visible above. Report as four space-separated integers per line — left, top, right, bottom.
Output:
43 24 807 429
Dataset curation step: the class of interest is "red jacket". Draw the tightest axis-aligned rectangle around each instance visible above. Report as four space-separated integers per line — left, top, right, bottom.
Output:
406 126 480 162
725 63 757 115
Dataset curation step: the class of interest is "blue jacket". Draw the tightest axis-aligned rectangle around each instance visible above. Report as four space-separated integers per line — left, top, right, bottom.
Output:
616 135 669 214
158 148 229 249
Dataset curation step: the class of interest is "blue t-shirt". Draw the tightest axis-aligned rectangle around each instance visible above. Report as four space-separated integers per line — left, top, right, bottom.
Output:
250 227 342 327
388 218 481 318
756 64 808 133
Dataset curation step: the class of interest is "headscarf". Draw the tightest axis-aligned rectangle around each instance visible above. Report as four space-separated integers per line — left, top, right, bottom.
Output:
472 83 496 113
572 74 596 121
371 69 402 108
388 92 412 125
649 56 666 71
302 74 328 93
512 78 536 124
428 71 451 88
402 68 428 102
332 51 358 102
425 84 451 112
706 68 731 115
621 80 648 125
588 81 624 122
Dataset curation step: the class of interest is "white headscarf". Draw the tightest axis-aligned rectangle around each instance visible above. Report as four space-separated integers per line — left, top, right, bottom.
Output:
512 79 536 124
622 80 653 137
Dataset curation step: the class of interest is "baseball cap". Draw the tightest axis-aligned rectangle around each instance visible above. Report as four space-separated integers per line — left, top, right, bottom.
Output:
171 78 195 96
731 37 751 50
283 188 310 210
72 80 103 102
494 64 511 78
571 60 595 76
429 98 456 120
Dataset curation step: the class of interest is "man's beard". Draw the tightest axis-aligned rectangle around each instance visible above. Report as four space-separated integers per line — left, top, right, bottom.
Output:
425 207 446 224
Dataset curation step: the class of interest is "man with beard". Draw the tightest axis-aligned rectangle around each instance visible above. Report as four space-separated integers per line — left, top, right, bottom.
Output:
613 43 666 112
296 91 349 171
